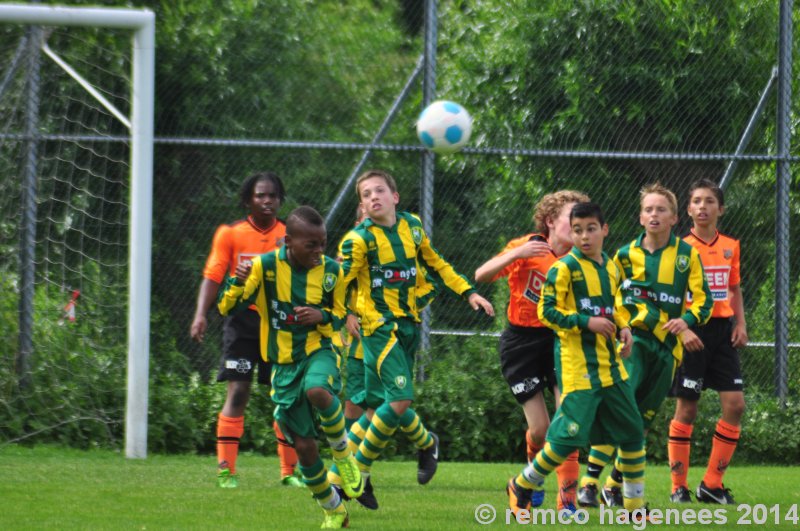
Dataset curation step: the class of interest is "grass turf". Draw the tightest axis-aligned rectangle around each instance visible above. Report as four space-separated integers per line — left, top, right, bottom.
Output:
1 445 798 529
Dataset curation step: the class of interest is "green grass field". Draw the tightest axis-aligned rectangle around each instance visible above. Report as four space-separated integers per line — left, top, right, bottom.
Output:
1 445 798 530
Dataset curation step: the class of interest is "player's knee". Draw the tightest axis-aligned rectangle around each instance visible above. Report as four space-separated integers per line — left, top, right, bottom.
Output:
528 426 547 445
305 387 331 408
389 399 411 416
674 399 698 424
722 396 746 423
226 382 251 411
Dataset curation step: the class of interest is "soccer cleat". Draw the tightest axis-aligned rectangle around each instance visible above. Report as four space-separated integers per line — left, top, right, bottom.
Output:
577 483 600 508
630 503 651 525
601 485 623 507
670 485 692 503
320 503 349 529
696 481 734 504
559 502 578 520
281 473 305 488
354 476 378 510
530 488 545 508
217 467 238 489
506 478 534 517
417 432 440 485
333 455 364 499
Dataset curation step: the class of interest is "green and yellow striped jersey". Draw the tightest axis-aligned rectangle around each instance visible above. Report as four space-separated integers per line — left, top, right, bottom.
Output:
614 232 712 362
339 212 473 336
538 248 629 395
217 246 346 365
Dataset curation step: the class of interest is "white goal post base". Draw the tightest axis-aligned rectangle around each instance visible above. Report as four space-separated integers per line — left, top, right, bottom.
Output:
0 3 155 459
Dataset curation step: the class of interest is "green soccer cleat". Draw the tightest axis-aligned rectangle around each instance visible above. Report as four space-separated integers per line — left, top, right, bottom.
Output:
321 503 349 529
333 455 364 499
282 473 305 488
217 468 238 489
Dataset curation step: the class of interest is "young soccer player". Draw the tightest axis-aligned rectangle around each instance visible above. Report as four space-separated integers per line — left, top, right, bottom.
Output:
189 172 300 488
475 190 589 511
667 178 747 504
218 206 362 529
580 183 713 507
506 202 648 517
338 169 494 508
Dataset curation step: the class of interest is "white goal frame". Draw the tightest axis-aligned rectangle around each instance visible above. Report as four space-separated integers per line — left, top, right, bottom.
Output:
0 4 155 459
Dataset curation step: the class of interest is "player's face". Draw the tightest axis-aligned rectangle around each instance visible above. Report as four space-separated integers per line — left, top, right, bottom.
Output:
571 217 608 261
547 202 578 254
358 176 399 224
285 223 327 270
639 193 677 236
688 187 723 229
248 179 281 224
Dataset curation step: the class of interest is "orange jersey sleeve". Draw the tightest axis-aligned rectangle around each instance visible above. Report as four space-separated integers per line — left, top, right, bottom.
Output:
202 217 286 283
683 229 740 318
491 233 559 327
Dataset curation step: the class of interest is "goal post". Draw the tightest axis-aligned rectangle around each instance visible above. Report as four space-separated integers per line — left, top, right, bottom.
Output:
0 4 155 458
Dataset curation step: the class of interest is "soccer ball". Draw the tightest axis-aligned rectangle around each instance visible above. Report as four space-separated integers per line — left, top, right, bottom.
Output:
416 100 472 154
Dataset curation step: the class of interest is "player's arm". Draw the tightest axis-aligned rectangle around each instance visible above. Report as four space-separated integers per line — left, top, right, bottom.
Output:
190 278 221 343
538 263 590 332
729 240 748 348
664 249 713 336
217 256 263 316
191 224 232 342
474 238 550 283
339 230 367 290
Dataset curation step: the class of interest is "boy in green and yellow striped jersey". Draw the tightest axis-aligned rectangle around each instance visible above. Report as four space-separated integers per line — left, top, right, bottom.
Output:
582 183 713 508
339 169 494 509
218 206 361 529
507 202 647 519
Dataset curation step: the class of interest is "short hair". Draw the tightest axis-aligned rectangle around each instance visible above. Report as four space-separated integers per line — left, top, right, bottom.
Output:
640 182 678 214
239 171 286 209
688 178 724 207
532 190 591 236
570 202 605 225
286 205 325 235
355 169 397 198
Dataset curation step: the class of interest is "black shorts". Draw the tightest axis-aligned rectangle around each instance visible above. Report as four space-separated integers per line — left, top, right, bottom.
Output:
217 309 271 385
670 318 744 399
499 325 556 404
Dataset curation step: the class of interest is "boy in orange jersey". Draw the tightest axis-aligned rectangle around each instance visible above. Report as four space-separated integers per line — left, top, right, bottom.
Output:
667 178 747 505
190 172 300 488
475 190 589 512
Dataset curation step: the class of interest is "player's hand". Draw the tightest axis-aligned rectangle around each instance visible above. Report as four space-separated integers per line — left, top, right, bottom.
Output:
234 261 252 284
468 293 495 316
588 316 616 341
515 240 552 259
731 323 748 348
345 314 361 340
681 328 704 352
190 316 207 343
618 327 633 358
294 306 323 326
662 318 689 336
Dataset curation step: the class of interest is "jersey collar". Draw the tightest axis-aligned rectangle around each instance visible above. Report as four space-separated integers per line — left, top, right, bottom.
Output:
688 228 720 246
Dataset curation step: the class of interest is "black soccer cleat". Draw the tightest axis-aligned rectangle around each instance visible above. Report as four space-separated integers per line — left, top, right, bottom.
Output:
577 483 600 508
696 481 734 504
417 432 440 485
670 485 692 504
355 476 379 510
601 485 623 507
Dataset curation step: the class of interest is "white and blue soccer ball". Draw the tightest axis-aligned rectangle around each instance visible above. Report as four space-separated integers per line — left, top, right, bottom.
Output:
416 100 472 154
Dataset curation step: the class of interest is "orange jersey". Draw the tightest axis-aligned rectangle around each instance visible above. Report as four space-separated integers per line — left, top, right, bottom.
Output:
491 233 559 328
683 229 740 318
202 216 286 283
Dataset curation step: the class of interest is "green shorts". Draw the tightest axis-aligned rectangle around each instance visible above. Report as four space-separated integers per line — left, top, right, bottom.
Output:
270 349 341 439
625 332 678 429
547 381 644 447
345 355 367 408
362 320 419 404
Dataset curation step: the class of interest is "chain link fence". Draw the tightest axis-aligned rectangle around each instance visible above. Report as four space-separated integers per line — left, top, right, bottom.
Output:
1 1 798 449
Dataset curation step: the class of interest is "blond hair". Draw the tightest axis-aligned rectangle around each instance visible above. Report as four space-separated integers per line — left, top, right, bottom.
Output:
355 169 397 199
532 190 590 236
640 182 678 214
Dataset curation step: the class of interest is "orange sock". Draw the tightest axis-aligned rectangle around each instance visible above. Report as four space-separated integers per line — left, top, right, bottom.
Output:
217 414 244 474
704 419 740 489
526 431 543 464
556 450 579 510
273 420 298 477
668 419 693 491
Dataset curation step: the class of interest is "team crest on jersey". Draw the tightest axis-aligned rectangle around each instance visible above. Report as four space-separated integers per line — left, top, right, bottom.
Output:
395 375 407 389
567 422 580 437
723 249 733 259
323 272 337 292
676 255 690 273
411 227 423 245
